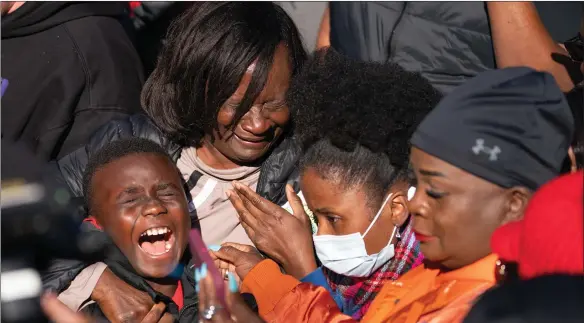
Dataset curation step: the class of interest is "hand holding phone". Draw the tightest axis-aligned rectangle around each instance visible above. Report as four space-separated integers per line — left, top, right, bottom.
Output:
189 229 227 309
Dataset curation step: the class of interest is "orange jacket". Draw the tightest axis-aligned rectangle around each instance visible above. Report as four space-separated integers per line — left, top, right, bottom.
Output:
241 254 499 322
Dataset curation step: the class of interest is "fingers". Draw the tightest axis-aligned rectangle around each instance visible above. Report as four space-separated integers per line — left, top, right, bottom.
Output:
219 266 237 282
239 217 256 240
139 302 166 323
213 245 248 264
219 268 229 281
228 295 260 323
235 190 266 220
158 313 176 323
285 185 306 221
227 190 258 232
232 181 277 215
221 242 256 253
197 268 208 314
228 263 237 277
214 258 231 271
198 274 232 322
225 274 261 323
230 269 242 286
41 292 93 323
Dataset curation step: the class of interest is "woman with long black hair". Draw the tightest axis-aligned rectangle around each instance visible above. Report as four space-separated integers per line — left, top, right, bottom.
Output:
43 3 307 322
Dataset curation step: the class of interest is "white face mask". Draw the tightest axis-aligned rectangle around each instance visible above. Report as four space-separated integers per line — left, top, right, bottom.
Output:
313 193 398 277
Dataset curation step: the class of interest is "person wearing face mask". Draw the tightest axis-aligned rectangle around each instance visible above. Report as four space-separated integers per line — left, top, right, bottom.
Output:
41 3 307 323
207 49 441 320
201 66 574 322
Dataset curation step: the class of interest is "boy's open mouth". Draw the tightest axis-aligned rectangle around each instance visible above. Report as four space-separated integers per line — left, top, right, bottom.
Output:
138 226 175 256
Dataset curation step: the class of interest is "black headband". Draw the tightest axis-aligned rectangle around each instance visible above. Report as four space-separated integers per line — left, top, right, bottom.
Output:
411 67 574 191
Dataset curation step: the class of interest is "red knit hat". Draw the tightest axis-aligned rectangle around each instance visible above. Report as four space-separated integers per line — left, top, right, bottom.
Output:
491 171 584 279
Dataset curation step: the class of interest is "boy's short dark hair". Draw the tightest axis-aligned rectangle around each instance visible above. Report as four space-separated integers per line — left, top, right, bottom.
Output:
82 138 177 211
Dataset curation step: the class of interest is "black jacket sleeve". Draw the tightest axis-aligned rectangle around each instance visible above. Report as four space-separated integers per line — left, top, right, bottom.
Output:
53 15 145 160
41 219 113 293
256 136 302 205
41 258 88 293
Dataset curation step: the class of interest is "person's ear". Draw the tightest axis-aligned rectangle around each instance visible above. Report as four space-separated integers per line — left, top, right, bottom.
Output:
87 210 104 229
94 216 103 228
388 191 409 227
568 147 578 173
503 187 532 224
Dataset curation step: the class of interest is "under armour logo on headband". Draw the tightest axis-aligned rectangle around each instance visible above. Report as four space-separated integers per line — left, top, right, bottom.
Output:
472 138 501 161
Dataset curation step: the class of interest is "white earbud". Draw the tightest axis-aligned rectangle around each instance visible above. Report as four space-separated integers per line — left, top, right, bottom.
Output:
407 186 416 201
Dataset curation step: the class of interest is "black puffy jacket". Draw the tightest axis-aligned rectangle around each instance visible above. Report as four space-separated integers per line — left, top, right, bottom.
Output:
329 2 494 94
329 1 583 94
43 113 301 293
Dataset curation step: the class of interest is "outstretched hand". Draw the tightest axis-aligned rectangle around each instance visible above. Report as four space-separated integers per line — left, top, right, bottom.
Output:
211 243 265 283
227 183 317 279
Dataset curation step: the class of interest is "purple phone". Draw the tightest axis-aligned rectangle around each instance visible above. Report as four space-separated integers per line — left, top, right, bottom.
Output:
189 229 227 309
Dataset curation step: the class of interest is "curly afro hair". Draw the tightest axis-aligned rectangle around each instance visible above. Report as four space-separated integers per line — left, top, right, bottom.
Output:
289 49 442 208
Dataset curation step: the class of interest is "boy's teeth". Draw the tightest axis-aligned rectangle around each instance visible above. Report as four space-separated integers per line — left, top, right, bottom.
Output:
141 227 171 237
139 228 174 256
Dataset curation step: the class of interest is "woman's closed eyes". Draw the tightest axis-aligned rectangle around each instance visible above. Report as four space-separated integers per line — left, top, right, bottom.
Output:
426 189 447 199
262 100 287 112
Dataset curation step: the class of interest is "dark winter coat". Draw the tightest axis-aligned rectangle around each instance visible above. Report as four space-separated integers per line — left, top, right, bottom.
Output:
1 2 145 161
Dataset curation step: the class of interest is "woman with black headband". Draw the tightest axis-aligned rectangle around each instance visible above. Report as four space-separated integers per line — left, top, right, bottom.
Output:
195 66 573 322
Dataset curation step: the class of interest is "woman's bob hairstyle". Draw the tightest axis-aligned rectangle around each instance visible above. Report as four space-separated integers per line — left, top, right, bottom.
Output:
142 2 307 146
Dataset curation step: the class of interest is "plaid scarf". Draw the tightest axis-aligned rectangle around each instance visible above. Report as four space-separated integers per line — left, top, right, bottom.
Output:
323 221 423 320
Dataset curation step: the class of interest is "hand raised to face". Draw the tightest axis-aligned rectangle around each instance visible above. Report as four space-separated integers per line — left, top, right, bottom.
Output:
227 182 317 279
